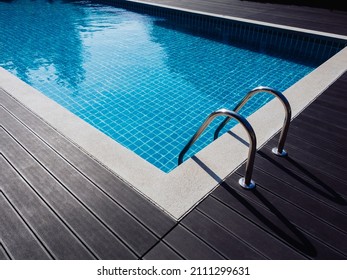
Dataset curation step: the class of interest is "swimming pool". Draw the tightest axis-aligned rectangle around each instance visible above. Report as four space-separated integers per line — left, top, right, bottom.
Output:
1 0 346 219
0 0 343 173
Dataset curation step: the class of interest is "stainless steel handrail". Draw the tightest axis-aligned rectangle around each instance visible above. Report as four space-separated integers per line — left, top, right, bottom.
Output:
178 108 257 189
213 86 291 157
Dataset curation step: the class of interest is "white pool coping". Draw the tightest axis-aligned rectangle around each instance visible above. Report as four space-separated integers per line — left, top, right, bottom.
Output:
1 1 347 220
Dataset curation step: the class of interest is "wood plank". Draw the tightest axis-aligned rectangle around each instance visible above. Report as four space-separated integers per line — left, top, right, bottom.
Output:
163 225 225 259
325 86 347 98
197 196 307 259
253 151 347 211
0 128 136 260
270 134 346 170
140 0 347 35
289 117 347 145
265 138 347 182
260 146 347 197
287 123 347 155
0 191 51 260
325 87 346 98
0 91 175 238
0 106 158 256
182 210 267 259
213 173 347 259
314 97 347 115
317 88 347 100
242 167 347 232
142 242 183 260
299 109 346 133
234 168 347 242
302 106 347 129
0 155 95 260
211 183 345 260
297 90 347 120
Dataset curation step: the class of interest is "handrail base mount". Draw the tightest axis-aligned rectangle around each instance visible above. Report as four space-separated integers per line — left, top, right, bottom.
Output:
239 178 256 189
272 147 288 157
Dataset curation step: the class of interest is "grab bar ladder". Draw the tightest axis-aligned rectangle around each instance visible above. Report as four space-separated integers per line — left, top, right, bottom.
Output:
178 108 257 189
214 86 291 156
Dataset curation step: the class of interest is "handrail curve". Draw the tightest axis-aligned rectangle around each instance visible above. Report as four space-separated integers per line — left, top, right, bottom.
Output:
178 108 257 189
213 86 291 156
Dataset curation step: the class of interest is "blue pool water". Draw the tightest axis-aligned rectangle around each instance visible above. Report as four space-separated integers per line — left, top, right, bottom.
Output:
0 0 327 172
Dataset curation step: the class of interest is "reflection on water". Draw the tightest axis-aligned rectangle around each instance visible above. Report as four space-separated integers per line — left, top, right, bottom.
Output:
0 0 88 89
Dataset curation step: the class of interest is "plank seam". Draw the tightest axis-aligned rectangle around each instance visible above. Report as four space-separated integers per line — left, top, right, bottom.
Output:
265 139 347 174
210 187 317 259
256 149 347 201
235 169 347 234
0 152 98 259
252 164 347 215
286 132 346 160
212 180 347 258
0 241 12 260
286 123 347 151
196 197 309 259
195 208 270 259
180 223 230 260
262 145 347 185
0 188 54 260
140 223 186 260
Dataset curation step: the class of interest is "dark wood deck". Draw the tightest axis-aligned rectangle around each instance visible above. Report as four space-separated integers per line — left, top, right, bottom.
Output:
1 0 347 259
142 0 347 36
0 90 175 259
